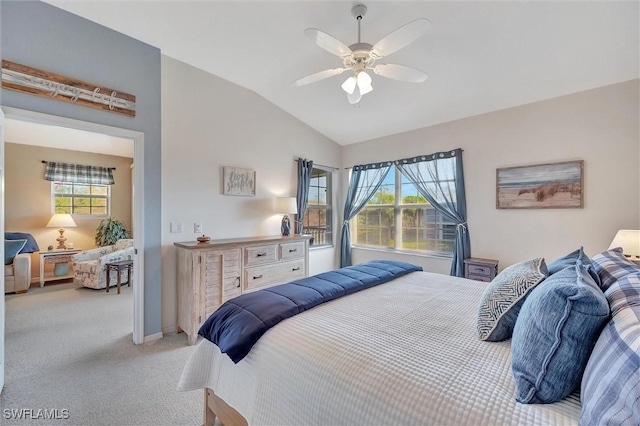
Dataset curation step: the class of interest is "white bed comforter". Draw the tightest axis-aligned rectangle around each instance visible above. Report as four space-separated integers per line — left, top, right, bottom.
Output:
178 271 580 425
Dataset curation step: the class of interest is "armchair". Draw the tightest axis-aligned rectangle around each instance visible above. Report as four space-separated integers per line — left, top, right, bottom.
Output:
5 253 31 294
72 239 134 289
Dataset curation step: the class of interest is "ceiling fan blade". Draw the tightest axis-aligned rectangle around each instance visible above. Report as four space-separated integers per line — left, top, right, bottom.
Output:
291 68 346 87
305 28 352 58
371 19 430 58
372 64 428 83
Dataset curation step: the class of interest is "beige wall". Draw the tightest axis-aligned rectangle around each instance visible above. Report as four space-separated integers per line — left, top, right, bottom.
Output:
161 56 342 334
341 79 640 273
5 142 133 281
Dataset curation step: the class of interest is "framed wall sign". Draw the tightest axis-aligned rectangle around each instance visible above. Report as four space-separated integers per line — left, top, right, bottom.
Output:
496 160 583 209
223 166 256 196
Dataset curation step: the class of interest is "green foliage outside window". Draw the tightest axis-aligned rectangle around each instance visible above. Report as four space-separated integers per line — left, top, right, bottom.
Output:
53 182 109 216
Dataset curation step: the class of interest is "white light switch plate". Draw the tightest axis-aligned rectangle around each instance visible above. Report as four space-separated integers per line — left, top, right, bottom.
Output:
170 221 183 233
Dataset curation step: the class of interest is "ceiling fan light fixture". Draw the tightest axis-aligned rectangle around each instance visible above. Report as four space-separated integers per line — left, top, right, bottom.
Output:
357 71 373 95
293 4 429 105
347 85 362 104
341 76 357 94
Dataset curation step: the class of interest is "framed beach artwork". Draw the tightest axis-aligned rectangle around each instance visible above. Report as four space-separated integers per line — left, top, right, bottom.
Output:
223 166 256 196
496 160 583 209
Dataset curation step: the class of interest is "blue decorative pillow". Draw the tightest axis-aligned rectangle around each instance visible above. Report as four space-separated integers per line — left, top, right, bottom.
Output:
511 265 610 404
548 246 601 287
591 247 640 291
5 239 27 265
476 258 548 342
5 232 40 253
580 272 640 424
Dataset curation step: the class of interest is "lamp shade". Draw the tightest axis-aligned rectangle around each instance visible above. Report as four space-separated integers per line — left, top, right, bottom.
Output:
608 229 640 259
46 214 77 228
275 197 298 214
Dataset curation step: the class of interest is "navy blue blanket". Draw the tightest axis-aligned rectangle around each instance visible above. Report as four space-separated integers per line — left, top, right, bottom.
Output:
199 260 423 363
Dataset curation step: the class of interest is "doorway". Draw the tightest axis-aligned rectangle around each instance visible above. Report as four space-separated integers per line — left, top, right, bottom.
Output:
1 107 145 344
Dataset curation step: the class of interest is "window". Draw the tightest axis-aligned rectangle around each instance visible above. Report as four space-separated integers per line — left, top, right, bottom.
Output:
52 181 110 216
352 165 455 256
303 166 332 247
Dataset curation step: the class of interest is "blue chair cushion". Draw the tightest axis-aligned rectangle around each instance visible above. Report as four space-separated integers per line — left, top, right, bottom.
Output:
5 232 40 253
5 239 27 265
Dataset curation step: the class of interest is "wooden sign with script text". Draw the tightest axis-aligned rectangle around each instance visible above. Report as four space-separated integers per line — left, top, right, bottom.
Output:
1 60 136 117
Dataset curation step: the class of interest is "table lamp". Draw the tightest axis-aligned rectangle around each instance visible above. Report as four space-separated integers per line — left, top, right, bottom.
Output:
608 229 640 262
275 197 297 236
46 213 77 249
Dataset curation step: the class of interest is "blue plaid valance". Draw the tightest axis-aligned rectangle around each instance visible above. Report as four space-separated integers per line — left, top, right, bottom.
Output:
44 161 115 185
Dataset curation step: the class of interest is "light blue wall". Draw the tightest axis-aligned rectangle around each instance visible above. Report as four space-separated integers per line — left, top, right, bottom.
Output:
1 1 162 336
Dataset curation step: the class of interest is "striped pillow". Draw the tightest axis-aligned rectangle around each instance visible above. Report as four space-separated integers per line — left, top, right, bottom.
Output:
580 272 640 425
476 258 548 342
591 247 640 291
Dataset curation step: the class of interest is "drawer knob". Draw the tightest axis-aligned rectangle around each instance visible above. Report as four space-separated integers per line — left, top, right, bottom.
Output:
292 267 301 271
256 252 267 257
289 248 297 252
253 275 263 280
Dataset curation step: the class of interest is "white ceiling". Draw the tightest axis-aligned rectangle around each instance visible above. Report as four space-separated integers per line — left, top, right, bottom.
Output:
45 1 639 145
5 118 134 158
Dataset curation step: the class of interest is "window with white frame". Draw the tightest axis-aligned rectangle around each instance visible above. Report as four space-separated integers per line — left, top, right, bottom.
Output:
352 165 455 255
303 166 332 247
52 181 110 216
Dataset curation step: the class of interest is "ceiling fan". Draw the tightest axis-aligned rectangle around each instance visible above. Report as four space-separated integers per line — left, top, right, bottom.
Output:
292 4 430 105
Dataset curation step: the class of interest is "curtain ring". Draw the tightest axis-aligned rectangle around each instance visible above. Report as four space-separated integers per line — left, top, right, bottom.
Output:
456 222 467 232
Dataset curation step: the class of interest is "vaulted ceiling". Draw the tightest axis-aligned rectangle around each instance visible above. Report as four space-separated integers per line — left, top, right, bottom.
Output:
45 1 639 145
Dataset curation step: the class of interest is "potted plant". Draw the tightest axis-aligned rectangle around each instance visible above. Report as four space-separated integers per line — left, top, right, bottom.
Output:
95 217 131 247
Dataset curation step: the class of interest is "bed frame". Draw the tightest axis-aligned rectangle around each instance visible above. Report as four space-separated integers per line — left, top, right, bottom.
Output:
204 388 248 426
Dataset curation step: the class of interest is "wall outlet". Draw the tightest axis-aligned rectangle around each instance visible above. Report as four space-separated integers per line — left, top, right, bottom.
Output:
170 221 183 233
194 222 203 234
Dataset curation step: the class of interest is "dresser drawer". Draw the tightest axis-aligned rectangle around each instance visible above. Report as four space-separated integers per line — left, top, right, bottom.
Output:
468 274 492 282
244 244 278 266
467 264 492 276
244 259 305 292
280 241 305 260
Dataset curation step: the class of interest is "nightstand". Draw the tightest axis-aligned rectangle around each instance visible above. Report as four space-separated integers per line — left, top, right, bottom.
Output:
39 249 82 287
464 257 499 282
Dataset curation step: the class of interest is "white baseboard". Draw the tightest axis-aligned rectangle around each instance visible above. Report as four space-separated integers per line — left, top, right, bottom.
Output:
143 332 163 344
162 324 177 335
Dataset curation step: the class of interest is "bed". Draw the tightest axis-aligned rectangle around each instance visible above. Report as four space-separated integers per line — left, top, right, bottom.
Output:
178 265 592 425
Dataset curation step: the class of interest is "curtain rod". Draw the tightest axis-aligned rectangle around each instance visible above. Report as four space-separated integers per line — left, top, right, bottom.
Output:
42 160 116 170
293 158 339 171
344 149 465 169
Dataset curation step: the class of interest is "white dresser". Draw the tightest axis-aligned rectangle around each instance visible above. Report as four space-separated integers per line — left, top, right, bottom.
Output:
174 235 311 345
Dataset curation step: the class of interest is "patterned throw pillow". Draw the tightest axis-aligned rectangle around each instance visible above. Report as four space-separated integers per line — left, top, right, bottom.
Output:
4 239 27 265
580 271 640 424
476 258 548 342
591 247 640 291
511 265 610 404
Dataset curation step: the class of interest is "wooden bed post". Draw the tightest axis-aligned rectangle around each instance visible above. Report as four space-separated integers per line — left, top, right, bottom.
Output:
204 388 216 426
204 387 248 426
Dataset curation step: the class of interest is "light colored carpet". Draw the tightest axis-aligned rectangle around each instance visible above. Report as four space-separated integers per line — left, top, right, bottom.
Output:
1 281 202 425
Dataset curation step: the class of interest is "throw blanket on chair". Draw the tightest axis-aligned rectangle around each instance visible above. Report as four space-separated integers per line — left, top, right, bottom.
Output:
199 260 423 363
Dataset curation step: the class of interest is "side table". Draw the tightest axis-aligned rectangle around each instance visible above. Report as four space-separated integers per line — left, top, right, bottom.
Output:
105 260 133 294
39 249 82 287
464 257 499 282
